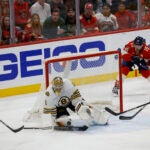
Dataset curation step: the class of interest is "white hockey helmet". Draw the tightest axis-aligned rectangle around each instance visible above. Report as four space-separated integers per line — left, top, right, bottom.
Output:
52 77 64 96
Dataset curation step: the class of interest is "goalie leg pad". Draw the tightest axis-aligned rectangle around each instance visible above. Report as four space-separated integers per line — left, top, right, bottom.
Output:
75 102 109 126
91 108 109 125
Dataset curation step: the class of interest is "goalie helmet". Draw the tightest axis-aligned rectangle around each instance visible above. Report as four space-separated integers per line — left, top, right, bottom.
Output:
134 36 144 46
52 77 64 96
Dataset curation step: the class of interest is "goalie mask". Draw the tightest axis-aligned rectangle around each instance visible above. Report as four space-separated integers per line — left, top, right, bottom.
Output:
52 77 64 96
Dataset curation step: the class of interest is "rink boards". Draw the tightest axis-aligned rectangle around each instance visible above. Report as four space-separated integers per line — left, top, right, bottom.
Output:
0 28 149 97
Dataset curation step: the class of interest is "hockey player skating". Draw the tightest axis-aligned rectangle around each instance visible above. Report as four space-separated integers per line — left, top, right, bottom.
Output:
112 36 150 95
43 77 109 127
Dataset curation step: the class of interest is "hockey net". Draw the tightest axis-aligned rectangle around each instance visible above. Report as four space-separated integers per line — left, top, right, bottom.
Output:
23 51 123 123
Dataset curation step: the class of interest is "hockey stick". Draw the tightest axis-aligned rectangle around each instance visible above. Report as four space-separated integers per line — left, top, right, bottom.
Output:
24 125 88 131
105 101 150 116
0 120 88 133
119 105 146 120
0 120 24 133
55 125 88 131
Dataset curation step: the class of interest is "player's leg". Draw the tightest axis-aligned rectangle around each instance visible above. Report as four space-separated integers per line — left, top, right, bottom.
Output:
136 58 150 78
112 73 126 96
112 79 120 95
140 70 150 78
112 61 134 95
148 76 150 81
75 102 109 126
90 106 109 125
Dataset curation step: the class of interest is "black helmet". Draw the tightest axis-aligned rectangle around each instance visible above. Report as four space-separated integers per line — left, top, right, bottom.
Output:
134 36 144 46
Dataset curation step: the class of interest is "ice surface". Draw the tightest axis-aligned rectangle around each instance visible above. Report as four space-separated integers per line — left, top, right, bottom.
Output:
0 76 150 150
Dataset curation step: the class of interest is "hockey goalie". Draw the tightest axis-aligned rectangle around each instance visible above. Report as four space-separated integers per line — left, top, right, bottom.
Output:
23 77 109 128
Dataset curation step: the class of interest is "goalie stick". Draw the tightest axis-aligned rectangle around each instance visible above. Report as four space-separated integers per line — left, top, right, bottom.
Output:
105 101 150 116
0 120 88 133
24 125 88 131
0 120 24 133
119 105 146 120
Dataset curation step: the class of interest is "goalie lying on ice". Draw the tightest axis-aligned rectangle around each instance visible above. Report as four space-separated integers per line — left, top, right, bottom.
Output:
43 76 109 127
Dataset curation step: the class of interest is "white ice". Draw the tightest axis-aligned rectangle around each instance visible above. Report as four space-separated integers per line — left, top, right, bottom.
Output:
0 76 150 150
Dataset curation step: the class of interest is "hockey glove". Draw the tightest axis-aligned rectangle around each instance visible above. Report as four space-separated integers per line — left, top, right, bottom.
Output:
132 56 141 65
122 60 135 71
139 59 149 70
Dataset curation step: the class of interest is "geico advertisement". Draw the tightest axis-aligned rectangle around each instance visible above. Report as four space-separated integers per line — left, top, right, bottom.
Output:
0 29 149 89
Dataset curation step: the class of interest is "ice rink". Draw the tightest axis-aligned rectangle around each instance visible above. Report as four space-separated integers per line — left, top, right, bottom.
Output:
0 76 150 150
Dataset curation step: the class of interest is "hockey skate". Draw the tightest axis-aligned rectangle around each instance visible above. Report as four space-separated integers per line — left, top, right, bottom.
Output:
112 80 119 96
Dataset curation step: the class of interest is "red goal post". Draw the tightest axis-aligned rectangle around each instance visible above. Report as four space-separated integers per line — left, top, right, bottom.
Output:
44 50 123 112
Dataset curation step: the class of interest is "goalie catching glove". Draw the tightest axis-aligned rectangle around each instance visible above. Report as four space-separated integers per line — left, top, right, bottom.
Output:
75 102 109 126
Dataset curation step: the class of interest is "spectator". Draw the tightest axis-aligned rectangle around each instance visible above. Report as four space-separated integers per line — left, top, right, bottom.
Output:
42 9 66 39
48 0 67 20
65 7 76 36
145 0 150 11
128 0 137 12
0 25 2 45
111 0 129 14
25 0 37 7
115 2 136 30
0 0 10 18
21 13 43 42
0 0 9 31
134 1 150 27
0 15 1 23
80 2 99 35
14 0 30 30
96 0 110 13
30 0 51 24
80 0 98 14
80 0 88 14
142 1 150 26
1 16 19 45
96 3 118 32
